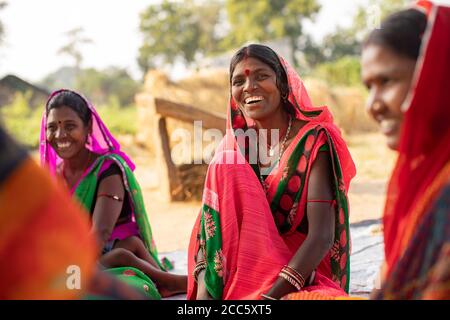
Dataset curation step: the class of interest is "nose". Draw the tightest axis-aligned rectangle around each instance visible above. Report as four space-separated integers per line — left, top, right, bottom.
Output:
243 77 257 93
365 86 384 120
54 127 66 139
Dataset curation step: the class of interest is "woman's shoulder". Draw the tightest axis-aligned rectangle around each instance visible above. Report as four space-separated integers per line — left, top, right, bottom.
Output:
95 153 131 171
99 162 122 180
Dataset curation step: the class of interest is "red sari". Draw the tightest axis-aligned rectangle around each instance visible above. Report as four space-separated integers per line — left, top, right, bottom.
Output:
378 1 450 299
187 55 356 299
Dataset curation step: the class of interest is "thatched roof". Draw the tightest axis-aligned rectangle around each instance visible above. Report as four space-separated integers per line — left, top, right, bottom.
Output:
0 74 50 109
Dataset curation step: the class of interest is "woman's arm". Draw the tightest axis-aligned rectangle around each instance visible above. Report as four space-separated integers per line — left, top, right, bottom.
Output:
91 174 125 252
265 151 336 299
195 247 213 300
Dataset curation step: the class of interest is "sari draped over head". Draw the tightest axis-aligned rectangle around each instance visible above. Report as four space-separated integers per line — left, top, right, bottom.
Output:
187 53 356 300
379 1 450 299
39 89 164 299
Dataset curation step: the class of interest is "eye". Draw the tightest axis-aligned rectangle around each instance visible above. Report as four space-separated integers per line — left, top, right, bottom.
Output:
65 123 76 131
256 73 269 81
47 124 56 132
232 78 244 86
379 77 392 86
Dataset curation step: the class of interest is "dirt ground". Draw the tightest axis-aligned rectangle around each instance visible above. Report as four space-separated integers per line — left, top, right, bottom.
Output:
132 132 396 253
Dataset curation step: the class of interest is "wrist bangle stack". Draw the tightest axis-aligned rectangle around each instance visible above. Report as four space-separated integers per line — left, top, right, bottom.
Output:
279 265 306 291
193 259 207 283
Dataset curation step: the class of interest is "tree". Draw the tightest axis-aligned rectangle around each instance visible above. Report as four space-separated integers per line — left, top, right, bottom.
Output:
76 67 139 107
224 0 320 67
303 0 410 68
138 0 222 73
58 27 92 71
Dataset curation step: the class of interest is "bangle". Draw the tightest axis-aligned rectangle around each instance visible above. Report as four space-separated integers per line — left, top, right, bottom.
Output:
261 293 277 300
193 260 207 283
284 265 306 287
279 271 302 290
279 265 306 291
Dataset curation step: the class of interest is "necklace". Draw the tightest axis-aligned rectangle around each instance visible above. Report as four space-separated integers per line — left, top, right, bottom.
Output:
276 114 292 165
258 115 293 192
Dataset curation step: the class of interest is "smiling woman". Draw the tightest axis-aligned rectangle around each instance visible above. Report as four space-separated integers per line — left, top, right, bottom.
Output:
188 44 356 300
40 89 187 298
361 1 450 299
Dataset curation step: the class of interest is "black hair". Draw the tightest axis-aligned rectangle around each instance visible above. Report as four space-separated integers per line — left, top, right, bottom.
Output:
46 90 92 127
363 8 427 60
230 44 295 114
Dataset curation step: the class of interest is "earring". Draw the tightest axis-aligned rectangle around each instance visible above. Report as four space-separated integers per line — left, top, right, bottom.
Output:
282 92 288 102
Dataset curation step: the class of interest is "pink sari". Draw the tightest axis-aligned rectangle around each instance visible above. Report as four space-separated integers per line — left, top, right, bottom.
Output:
39 90 161 263
187 55 356 300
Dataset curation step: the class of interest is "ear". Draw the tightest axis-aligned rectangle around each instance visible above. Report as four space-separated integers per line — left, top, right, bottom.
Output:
87 118 93 135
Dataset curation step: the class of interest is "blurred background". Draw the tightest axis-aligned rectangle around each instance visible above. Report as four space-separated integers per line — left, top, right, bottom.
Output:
0 0 434 252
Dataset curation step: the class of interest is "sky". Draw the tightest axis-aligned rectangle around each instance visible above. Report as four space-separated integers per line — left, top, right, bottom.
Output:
0 0 426 83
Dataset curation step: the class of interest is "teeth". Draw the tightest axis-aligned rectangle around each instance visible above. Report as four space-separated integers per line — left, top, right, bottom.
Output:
245 96 264 104
57 142 71 149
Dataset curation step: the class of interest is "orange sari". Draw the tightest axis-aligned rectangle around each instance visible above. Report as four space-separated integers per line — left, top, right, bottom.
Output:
0 129 97 299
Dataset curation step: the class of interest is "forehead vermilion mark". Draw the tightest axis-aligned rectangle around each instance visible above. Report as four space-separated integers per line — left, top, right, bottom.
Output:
244 69 250 76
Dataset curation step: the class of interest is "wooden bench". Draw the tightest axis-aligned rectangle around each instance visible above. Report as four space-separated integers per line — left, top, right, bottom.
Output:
136 93 226 202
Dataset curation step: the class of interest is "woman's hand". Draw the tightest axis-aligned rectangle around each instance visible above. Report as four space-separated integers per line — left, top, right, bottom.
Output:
195 248 213 300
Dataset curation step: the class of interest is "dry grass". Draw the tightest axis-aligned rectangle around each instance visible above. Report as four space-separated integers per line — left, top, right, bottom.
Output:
347 132 397 180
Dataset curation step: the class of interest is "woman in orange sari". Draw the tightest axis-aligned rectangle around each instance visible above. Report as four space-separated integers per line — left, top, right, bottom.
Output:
361 1 450 299
187 44 356 300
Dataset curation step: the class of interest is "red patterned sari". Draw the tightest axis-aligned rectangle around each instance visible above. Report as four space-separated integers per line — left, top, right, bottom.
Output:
187 55 356 299
377 1 450 299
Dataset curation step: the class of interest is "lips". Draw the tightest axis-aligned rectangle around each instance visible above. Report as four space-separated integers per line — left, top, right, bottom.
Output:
380 120 398 135
56 141 72 150
244 96 264 105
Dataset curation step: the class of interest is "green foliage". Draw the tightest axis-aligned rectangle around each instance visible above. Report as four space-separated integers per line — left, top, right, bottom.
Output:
138 0 222 71
40 66 77 89
76 67 139 107
0 92 42 149
0 92 138 149
138 0 319 71
314 56 362 87
41 66 140 107
224 0 320 66
96 104 137 136
302 0 410 68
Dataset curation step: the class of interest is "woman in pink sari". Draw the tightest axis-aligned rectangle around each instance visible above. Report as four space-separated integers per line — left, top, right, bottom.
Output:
40 89 186 298
187 44 356 300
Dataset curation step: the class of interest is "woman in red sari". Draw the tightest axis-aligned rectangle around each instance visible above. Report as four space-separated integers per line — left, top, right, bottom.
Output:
187 44 356 300
361 1 450 299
